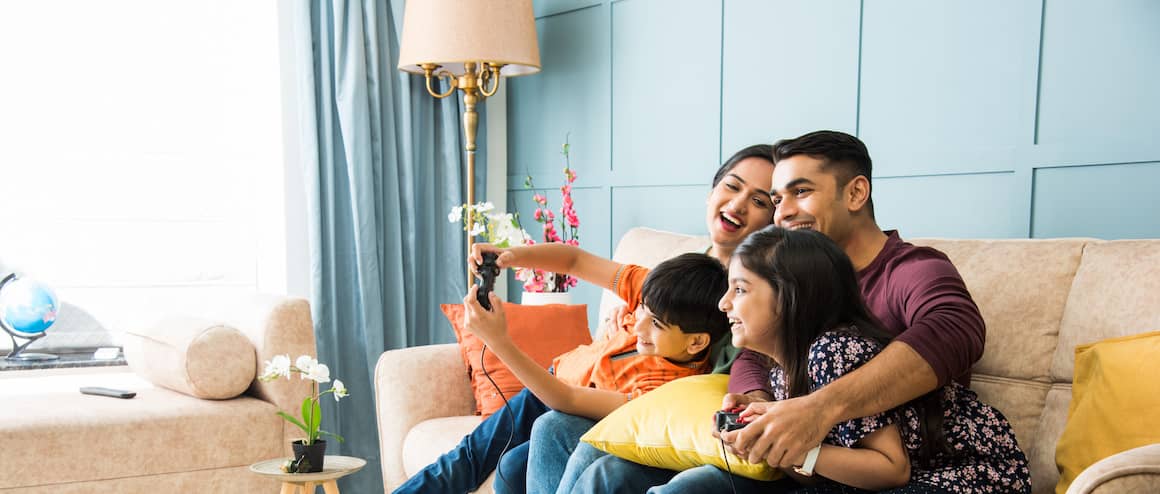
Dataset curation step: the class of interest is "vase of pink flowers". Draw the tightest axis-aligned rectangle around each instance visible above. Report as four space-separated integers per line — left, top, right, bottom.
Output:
516 138 581 301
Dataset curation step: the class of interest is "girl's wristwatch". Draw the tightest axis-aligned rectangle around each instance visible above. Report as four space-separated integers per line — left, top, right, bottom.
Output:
792 444 822 477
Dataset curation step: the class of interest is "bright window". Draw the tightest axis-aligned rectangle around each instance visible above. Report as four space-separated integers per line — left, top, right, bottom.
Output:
0 1 289 358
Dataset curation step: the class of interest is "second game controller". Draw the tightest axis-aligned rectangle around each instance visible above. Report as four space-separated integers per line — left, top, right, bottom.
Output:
476 252 500 310
714 410 745 432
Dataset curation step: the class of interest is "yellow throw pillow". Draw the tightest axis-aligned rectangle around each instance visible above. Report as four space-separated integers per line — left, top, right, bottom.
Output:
1055 330 1160 494
580 374 780 481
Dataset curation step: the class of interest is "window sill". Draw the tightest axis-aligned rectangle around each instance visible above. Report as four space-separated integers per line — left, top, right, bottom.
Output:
0 350 127 373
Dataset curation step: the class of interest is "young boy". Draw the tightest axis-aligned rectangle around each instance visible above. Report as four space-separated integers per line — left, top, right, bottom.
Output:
393 243 730 494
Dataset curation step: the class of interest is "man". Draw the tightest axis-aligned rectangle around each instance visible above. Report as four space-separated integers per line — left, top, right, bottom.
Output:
568 130 985 493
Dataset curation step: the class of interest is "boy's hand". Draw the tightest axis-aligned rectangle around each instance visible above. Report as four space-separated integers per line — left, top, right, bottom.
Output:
469 243 516 274
463 285 509 345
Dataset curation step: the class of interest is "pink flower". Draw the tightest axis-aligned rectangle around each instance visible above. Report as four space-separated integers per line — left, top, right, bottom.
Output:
533 208 543 221
533 194 547 206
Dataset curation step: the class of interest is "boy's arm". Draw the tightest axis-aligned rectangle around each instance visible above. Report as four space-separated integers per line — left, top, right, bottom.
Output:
464 287 628 420
472 243 621 291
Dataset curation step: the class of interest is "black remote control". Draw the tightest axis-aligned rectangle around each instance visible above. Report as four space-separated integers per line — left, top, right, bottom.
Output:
476 252 500 310
714 410 745 432
80 386 136 399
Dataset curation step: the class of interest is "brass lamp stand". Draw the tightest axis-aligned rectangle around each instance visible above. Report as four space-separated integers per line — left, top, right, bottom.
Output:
418 61 504 282
397 0 541 285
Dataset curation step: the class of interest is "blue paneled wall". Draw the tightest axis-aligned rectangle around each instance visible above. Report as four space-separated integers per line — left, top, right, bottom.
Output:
506 0 1160 324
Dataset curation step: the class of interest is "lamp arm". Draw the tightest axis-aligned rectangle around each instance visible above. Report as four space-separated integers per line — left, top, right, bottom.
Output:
479 63 502 97
421 64 457 99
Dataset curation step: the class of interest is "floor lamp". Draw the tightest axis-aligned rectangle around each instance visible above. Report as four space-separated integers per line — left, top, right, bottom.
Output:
398 0 541 284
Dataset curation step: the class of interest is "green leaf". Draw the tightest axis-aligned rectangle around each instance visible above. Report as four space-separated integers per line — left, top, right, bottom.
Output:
301 398 322 442
320 429 346 443
276 411 309 434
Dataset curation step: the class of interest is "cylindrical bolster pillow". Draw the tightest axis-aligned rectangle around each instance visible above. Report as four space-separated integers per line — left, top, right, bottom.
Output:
123 316 257 400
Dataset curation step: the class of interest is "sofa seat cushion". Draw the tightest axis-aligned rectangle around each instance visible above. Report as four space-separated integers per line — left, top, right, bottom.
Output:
0 370 283 489
403 416 497 493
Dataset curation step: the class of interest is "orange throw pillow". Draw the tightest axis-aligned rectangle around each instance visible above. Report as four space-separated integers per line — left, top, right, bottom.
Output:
441 302 591 417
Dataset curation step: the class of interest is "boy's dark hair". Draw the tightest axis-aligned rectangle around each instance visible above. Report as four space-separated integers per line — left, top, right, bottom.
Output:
640 253 730 344
712 144 774 187
772 130 875 218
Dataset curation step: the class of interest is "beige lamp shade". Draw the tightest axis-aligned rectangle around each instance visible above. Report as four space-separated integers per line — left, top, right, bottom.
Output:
398 0 541 77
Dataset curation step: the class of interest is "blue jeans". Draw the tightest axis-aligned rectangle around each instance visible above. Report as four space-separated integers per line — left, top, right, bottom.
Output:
392 388 549 494
522 411 599 494
568 458 790 494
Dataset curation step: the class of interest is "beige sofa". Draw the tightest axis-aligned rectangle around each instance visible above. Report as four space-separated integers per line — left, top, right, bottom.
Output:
375 227 1160 494
0 294 315 493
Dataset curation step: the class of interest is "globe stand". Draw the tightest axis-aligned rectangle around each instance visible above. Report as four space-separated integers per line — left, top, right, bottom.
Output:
3 329 59 361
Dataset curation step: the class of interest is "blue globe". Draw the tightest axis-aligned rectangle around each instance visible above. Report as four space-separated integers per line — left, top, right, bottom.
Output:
0 276 60 336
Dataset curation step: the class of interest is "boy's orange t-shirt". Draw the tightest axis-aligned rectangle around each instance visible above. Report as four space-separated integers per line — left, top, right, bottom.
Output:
551 264 709 399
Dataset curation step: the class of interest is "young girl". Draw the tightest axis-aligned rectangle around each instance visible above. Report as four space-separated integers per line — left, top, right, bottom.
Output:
718 226 1030 493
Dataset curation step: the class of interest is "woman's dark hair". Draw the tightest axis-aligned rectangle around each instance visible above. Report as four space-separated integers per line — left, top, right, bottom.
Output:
734 226 949 463
711 144 774 187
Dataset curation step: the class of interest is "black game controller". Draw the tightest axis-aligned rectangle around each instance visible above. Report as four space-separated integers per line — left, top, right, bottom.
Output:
714 410 745 432
476 252 500 310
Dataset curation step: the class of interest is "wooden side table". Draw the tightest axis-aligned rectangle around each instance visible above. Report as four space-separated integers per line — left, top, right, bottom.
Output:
250 455 366 494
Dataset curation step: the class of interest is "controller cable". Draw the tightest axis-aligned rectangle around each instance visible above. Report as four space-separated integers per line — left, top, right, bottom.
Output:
480 344 518 494
718 435 739 494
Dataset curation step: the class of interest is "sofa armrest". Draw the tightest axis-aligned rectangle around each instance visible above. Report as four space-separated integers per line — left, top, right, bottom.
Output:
214 294 316 414
376 343 476 491
1067 443 1160 494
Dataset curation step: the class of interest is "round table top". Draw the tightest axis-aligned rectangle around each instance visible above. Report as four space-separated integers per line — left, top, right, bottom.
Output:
250 455 367 482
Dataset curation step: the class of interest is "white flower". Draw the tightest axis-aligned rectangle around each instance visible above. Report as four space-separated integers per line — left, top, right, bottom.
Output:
295 355 318 378
469 222 486 236
304 363 331 383
448 206 463 223
476 201 495 213
260 354 291 381
331 380 348 401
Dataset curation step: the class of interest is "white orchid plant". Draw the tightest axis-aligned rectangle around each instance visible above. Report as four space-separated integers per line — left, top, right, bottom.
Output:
448 201 534 248
259 354 349 445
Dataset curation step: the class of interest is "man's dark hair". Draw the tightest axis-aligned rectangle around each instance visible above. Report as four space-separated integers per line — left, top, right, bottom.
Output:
772 131 875 217
640 253 729 345
712 144 774 187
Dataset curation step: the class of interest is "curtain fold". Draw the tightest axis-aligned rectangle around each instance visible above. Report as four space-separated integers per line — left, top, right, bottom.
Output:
303 1 475 491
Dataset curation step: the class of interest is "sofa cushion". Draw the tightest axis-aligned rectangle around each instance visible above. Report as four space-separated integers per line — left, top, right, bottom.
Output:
581 374 779 481
912 238 1086 383
1054 331 1160 494
441 302 591 417
123 316 256 399
403 416 497 494
1051 240 1160 383
0 370 282 489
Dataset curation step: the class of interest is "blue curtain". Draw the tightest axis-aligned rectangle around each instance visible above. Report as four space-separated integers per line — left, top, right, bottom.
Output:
304 1 480 491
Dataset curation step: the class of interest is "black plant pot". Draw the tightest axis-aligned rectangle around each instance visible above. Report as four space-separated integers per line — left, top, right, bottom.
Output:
291 439 327 473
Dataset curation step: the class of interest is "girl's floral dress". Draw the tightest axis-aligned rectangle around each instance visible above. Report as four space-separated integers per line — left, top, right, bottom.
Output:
769 329 1032 494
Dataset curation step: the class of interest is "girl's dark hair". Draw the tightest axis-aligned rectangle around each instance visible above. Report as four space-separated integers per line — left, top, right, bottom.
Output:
711 144 774 187
734 226 949 463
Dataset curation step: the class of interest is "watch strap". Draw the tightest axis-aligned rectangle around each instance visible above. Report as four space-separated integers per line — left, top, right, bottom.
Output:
792 444 822 477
